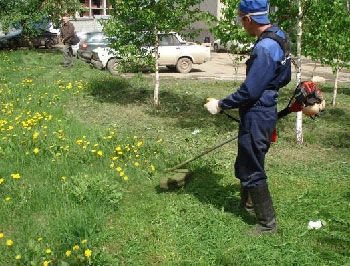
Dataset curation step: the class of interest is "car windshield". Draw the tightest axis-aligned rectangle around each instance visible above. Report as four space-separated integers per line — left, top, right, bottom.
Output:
85 32 110 44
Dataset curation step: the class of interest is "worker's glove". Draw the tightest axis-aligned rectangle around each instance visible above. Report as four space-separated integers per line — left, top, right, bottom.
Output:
204 98 221 115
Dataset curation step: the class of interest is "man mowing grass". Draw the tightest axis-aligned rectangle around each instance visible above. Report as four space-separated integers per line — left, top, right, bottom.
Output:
205 0 292 235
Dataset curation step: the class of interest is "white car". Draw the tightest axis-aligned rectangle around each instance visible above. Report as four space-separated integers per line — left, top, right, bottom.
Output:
90 32 211 74
213 39 253 53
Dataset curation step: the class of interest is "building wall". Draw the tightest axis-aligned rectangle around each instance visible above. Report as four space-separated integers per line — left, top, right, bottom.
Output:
187 0 225 43
78 0 113 17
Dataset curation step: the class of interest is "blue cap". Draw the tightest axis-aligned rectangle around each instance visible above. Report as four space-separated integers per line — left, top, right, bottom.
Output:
239 0 270 25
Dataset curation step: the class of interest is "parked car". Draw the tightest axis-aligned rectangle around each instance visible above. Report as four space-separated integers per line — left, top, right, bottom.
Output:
76 31 109 62
213 39 253 54
91 32 211 74
0 28 59 49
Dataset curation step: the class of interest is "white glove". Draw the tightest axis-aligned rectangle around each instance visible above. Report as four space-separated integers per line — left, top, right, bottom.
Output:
204 98 221 115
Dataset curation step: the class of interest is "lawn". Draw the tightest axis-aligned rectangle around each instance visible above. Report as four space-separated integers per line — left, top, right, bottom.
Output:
0 48 349 266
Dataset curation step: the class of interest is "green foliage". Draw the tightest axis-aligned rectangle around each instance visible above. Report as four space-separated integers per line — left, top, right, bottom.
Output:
302 0 350 70
117 54 155 73
103 0 204 56
210 0 255 55
0 0 83 38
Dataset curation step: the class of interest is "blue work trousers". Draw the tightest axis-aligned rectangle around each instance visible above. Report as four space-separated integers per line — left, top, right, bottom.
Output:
235 107 277 188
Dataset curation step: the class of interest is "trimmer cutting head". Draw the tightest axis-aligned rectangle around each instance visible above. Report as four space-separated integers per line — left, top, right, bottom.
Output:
159 169 192 190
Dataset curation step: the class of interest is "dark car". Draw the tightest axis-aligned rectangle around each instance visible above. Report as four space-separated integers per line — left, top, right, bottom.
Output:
0 29 59 49
77 31 109 62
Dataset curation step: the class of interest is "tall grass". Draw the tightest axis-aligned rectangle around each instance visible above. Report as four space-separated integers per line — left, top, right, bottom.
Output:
0 49 349 265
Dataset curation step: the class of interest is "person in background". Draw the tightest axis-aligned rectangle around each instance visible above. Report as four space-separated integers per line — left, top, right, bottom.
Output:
60 16 75 67
204 0 291 235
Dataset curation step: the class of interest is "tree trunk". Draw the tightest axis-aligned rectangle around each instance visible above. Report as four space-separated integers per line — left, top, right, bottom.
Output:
331 67 339 107
296 0 303 144
154 30 160 107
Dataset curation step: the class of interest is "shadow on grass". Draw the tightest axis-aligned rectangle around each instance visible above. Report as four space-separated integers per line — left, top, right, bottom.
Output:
86 75 240 133
155 166 256 225
37 47 63 54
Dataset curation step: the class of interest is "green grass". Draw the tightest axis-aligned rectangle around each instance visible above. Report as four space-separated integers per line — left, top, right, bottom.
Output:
0 48 349 266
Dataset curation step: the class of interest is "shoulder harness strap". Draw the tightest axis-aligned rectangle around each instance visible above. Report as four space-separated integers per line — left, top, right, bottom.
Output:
258 31 291 63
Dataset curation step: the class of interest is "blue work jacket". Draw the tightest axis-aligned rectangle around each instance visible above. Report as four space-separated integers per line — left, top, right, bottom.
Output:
219 24 291 111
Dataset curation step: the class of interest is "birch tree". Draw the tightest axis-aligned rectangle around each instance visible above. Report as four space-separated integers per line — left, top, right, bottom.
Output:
302 0 350 106
103 0 205 106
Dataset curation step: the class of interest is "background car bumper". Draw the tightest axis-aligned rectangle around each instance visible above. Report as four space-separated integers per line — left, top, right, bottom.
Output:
91 59 104 70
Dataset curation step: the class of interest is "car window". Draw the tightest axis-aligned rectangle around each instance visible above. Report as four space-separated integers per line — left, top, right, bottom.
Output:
159 34 180 46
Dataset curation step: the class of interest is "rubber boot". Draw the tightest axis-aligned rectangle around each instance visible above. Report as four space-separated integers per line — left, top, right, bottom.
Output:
239 185 255 215
249 184 277 234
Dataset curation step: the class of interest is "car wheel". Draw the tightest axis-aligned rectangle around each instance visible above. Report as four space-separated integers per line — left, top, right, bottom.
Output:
45 39 54 49
213 43 219 53
176 57 192 73
107 58 120 75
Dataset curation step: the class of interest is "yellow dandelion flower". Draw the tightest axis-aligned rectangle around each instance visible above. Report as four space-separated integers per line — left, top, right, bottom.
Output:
137 141 143 147
73 245 79 251
116 167 122 172
37 237 43 242
115 146 121 151
84 249 92 258
5 197 11 201
97 150 103 156
76 139 83 144
33 148 39 154
11 173 20 179
119 171 124 177
134 162 139 166
65 250 72 257
123 176 129 181
157 138 163 142
15 254 21 260
6 239 13 246
81 239 87 244
43 260 50 266
33 132 39 139
0 232 4 238
46 249 51 254
0 178 4 184
61 176 67 181
151 164 156 171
